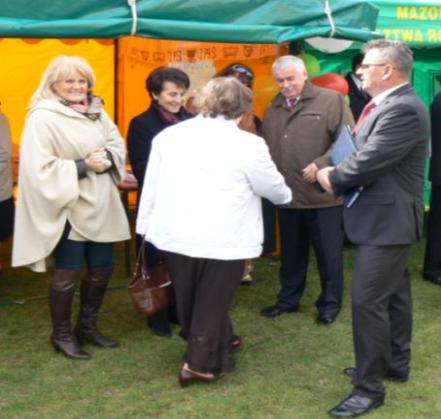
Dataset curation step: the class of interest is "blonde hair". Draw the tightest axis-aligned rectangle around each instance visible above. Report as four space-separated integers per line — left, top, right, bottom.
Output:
198 77 253 120
30 55 95 107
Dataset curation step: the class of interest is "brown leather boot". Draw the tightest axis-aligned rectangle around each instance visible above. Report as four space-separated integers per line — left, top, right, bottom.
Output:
49 269 90 360
75 267 119 348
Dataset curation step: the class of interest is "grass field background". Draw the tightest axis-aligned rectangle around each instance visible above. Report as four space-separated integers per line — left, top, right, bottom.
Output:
1 239 441 418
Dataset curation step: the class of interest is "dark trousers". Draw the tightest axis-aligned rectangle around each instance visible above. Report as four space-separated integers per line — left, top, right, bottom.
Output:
164 251 244 374
424 185 441 279
53 223 113 269
262 198 276 254
277 207 344 317
0 197 14 242
351 244 412 399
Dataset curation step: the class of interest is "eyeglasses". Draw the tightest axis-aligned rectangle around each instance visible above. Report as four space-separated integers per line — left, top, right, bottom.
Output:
359 63 388 70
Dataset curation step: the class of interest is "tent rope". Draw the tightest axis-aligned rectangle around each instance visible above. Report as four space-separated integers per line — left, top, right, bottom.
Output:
127 0 138 36
324 0 336 38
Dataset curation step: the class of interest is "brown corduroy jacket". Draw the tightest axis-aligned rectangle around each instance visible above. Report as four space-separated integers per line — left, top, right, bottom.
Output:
262 81 354 209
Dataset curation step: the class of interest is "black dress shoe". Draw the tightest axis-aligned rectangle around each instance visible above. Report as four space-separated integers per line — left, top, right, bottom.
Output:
343 367 357 378
147 309 172 337
343 367 409 382
423 274 441 285
316 314 336 326
260 305 298 318
329 394 384 417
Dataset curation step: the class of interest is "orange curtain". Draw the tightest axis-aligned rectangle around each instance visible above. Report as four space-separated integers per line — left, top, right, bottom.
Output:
117 37 287 137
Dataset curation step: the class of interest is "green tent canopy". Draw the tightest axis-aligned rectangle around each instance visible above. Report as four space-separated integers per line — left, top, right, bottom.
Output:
0 0 380 42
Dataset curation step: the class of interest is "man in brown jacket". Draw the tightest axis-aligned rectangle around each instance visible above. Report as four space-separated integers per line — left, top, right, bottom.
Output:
261 55 353 325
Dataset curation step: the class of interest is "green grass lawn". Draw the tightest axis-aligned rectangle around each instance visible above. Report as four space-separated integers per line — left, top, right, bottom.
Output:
1 239 441 418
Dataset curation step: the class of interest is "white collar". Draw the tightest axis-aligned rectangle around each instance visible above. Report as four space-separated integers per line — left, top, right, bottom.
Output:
372 82 409 106
285 96 300 106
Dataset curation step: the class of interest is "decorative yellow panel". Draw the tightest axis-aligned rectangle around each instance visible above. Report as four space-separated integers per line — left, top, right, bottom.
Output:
0 38 115 158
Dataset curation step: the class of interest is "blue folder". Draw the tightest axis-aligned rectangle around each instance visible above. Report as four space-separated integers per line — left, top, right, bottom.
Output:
330 125 363 208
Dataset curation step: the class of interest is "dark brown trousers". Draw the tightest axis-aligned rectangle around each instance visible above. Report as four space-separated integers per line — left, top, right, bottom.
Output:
164 251 244 374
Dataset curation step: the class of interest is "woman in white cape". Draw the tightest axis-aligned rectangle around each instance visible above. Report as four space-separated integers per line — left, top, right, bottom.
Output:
13 56 130 360
137 77 292 386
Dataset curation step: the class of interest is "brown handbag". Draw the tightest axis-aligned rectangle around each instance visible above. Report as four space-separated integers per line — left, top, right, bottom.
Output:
128 239 171 316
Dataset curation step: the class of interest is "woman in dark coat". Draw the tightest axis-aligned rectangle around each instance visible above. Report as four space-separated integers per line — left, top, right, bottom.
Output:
127 67 192 336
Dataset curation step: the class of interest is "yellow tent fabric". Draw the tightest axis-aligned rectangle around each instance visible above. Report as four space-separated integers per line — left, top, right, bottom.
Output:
0 38 115 157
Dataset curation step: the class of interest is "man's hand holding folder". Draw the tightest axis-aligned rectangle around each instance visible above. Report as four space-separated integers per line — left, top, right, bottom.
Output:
316 125 363 207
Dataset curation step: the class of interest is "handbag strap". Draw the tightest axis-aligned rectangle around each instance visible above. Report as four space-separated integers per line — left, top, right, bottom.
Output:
133 236 149 279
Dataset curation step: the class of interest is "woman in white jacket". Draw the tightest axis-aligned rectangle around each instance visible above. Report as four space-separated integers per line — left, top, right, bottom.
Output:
13 56 130 360
136 77 292 386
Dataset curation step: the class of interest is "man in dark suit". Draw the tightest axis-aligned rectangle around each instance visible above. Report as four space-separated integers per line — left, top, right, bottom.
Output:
317 40 430 417
423 90 441 284
346 53 371 122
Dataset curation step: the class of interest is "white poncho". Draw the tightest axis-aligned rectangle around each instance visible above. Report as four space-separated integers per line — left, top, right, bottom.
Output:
12 99 130 272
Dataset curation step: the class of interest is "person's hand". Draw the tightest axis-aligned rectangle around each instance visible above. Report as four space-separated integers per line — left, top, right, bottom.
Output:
316 166 335 194
302 162 319 183
85 148 111 173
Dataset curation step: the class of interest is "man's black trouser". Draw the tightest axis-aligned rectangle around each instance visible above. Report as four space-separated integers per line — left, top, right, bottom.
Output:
277 206 344 318
351 244 412 399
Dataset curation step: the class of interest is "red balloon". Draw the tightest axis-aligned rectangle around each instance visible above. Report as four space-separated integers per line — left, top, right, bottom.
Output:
312 73 349 96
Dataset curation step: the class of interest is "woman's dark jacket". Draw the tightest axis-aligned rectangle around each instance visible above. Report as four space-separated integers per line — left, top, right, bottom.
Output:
128 102 192 267
127 102 192 199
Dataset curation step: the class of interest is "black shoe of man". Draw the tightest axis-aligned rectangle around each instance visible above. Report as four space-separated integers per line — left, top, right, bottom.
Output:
316 314 337 326
423 274 441 285
329 394 384 417
260 305 298 318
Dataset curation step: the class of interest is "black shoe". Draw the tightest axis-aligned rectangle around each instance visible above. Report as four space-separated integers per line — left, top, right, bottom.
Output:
343 367 409 382
316 314 336 326
343 367 357 378
329 394 384 417
148 322 172 337
168 310 180 325
260 305 298 318
423 274 441 285
147 310 172 337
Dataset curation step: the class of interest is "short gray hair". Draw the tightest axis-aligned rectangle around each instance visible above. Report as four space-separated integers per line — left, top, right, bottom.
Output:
198 77 253 120
362 40 413 76
272 55 306 74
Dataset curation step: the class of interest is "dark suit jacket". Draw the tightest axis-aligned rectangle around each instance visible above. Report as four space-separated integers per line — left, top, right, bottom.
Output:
345 72 371 122
330 84 430 246
127 103 192 200
429 91 441 184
